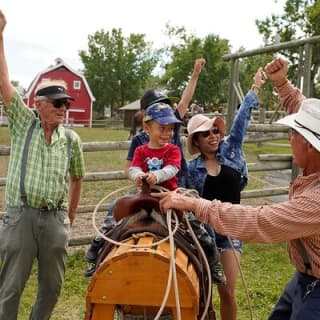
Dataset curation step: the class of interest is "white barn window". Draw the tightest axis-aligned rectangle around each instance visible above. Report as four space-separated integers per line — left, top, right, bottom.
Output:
74 80 81 90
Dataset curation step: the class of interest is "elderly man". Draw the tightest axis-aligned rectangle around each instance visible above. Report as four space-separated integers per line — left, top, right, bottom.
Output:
0 10 85 320
153 57 320 320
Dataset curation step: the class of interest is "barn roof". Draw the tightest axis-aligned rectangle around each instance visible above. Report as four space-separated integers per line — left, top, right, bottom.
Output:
23 58 95 101
119 99 140 111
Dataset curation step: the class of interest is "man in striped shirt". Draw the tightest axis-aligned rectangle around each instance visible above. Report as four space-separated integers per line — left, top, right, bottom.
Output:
153 58 320 320
0 11 85 320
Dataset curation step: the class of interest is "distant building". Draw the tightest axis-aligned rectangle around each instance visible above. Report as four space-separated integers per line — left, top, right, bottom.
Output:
119 99 140 127
23 58 95 127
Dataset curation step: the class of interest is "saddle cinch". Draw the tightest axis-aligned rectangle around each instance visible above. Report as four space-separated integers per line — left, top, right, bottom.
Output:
85 182 215 320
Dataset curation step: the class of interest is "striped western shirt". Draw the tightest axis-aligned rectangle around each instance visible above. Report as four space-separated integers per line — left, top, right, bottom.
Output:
4 90 85 210
195 172 320 277
195 82 320 278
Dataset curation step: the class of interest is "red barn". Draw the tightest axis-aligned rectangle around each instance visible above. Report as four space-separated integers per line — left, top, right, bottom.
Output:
23 58 95 127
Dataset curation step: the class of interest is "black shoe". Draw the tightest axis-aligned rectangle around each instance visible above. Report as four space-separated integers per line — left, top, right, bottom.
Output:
84 247 98 263
84 237 104 262
210 261 226 285
84 264 96 277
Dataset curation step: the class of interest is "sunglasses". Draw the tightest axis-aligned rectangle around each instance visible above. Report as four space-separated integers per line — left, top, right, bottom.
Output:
199 127 220 138
49 99 71 109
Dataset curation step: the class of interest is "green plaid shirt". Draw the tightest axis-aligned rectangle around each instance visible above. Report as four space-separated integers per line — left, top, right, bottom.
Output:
4 90 85 209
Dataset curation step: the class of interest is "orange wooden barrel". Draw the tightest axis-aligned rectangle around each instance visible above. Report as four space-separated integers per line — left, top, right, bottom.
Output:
85 235 199 320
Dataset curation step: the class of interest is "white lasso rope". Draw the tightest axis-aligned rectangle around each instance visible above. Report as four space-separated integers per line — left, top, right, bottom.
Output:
91 186 182 320
92 185 179 248
176 187 254 320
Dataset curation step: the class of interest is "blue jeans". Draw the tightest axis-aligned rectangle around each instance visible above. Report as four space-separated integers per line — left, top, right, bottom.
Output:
269 271 320 320
215 233 243 252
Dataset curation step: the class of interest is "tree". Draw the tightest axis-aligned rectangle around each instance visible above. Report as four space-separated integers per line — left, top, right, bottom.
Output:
79 29 158 116
239 53 280 111
256 0 320 97
160 24 231 111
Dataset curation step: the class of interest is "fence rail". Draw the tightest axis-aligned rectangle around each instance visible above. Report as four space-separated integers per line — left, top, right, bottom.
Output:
0 123 292 246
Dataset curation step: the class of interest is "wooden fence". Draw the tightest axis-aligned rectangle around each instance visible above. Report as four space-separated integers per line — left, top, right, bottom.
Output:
0 123 291 246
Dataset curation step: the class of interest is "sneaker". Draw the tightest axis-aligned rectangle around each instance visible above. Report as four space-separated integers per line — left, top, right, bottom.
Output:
84 237 103 262
84 247 98 263
210 261 226 285
84 264 96 277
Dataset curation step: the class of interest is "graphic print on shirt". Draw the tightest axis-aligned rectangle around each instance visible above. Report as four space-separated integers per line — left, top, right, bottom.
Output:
146 157 163 171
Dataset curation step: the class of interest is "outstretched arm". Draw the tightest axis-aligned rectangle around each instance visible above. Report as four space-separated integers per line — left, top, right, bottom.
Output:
265 57 304 114
0 10 15 107
176 58 206 119
227 67 266 146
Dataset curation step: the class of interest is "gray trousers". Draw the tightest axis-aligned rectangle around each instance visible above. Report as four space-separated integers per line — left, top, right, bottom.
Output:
0 206 70 320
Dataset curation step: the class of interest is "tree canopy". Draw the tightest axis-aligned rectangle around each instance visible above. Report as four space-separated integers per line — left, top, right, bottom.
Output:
79 29 158 116
79 1 320 117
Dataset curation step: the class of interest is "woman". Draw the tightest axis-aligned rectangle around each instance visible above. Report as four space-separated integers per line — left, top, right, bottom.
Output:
184 68 266 320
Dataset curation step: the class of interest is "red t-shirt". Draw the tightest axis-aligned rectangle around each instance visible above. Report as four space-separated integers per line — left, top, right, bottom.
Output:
131 144 181 190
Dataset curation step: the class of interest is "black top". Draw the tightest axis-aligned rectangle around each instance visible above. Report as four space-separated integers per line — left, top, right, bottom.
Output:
202 165 241 204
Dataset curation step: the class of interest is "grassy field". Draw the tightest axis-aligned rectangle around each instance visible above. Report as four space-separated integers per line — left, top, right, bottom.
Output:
0 126 294 319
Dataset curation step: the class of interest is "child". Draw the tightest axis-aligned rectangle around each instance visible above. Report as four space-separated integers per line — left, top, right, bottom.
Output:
128 102 182 191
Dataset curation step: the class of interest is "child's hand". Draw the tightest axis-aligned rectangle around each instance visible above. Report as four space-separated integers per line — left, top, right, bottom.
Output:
145 172 157 186
135 172 157 188
135 173 147 188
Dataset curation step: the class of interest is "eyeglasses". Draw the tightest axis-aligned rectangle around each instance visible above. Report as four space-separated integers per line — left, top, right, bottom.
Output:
294 120 320 140
50 99 71 109
199 127 220 138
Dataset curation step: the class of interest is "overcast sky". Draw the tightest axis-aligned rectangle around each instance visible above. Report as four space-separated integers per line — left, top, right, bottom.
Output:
2 0 286 88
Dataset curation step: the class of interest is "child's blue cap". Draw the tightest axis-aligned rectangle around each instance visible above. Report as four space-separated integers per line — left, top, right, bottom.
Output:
143 102 182 125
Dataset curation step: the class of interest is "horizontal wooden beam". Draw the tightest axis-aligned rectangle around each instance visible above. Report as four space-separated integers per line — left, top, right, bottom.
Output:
0 160 292 187
223 35 320 60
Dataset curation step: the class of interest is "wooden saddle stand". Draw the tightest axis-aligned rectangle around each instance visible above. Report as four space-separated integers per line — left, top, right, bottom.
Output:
85 182 215 320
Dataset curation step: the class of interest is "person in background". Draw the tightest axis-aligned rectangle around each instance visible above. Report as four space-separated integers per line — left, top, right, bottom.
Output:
183 68 266 320
0 10 85 320
153 57 320 320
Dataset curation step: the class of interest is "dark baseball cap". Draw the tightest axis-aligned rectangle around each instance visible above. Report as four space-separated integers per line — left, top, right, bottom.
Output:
35 85 74 101
140 88 178 110
143 102 182 125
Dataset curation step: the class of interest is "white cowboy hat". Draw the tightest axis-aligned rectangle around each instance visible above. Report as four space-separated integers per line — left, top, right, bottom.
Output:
187 114 225 155
277 98 320 152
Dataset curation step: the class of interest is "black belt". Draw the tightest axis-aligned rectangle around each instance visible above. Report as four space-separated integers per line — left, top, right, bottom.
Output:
7 206 59 213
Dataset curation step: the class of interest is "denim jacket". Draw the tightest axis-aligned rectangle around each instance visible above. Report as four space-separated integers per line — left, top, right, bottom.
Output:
185 90 260 192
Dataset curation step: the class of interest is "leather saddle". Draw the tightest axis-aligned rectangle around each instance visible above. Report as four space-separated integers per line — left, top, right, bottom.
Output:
113 179 160 222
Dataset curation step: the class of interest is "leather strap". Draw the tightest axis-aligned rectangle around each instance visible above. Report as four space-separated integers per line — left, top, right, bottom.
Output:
20 121 36 206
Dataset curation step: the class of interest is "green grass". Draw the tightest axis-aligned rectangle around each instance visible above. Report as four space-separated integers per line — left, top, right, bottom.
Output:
0 126 295 319
17 243 294 320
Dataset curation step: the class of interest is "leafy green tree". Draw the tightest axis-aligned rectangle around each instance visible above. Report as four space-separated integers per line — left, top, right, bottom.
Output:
160 24 231 111
256 0 320 97
79 29 158 116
